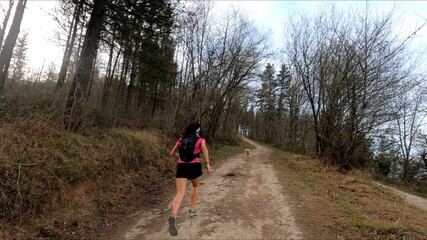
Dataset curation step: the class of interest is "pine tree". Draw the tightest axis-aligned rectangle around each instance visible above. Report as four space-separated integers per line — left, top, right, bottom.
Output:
9 31 28 82
257 63 277 143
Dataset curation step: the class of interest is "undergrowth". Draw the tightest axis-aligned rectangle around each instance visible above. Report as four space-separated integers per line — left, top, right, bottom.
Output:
0 113 173 222
0 112 249 230
269 149 427 239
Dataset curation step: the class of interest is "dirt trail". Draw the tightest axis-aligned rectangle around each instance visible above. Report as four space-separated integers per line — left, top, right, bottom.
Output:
374 182 427 212
109 137 302 240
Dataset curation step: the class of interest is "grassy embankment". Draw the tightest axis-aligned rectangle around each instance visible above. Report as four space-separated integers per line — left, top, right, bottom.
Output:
0 114 250 239
269 148 427 239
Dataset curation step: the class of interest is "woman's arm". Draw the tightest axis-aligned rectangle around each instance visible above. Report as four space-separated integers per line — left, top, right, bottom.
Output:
201 140 212 173
170 144 179 158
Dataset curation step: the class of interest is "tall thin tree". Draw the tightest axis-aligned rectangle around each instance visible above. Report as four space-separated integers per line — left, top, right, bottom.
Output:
63 0 109 131
56 0 84 89
0 0 27 94
0 0 15 49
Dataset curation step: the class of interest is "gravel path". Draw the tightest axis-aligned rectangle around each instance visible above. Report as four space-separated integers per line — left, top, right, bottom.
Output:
374 182 427 212
111 138 302 239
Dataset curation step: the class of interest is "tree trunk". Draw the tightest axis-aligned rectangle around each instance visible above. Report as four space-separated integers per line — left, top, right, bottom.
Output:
63 0 108 131
56 0 83 89
0 0 27 94
115 48 130 111
136 76 145 111
101 38 115 109
102 43 121 109
125 29 141 115
86 54 98 98
0 0 15 49
151 82 159 118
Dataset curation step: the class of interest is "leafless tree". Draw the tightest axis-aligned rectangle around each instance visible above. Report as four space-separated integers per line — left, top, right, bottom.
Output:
283 3 426 169
174 2 271 137
392 77 427 182
56 0 85 89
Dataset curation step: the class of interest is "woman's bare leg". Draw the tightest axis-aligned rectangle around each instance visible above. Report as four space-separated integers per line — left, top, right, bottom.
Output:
189 176 201 209
172 178 187 217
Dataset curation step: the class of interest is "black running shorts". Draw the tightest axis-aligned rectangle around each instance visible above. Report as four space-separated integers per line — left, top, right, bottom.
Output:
175 163 203 179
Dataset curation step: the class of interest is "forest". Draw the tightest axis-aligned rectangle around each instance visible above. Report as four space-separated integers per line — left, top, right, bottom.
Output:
1 0 427 235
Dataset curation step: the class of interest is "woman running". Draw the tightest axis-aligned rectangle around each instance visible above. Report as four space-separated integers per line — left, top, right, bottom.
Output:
168 122 212 236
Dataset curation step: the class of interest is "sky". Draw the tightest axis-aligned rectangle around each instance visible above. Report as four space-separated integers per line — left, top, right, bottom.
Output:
215 1 427 54
14 1 60 72
1 1 427 72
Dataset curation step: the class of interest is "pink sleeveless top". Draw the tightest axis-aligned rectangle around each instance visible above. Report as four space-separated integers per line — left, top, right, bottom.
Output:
175 137 205 164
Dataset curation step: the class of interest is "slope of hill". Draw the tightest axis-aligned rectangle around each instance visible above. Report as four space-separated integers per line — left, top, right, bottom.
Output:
98 138 427 240
1 117 426 239
271 149 427 239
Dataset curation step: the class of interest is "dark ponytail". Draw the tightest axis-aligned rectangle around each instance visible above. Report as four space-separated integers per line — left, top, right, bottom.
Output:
183 121 201 138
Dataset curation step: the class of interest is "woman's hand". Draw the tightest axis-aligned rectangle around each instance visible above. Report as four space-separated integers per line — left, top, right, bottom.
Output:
206 163 212 173
201 140 211 173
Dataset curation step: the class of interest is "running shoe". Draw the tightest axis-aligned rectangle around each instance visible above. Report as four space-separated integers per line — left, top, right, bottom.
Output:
168 216 178 236
188 208 198 217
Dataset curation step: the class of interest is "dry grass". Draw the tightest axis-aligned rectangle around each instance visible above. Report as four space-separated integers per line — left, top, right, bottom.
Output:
0 114 250 239
270 149 427 240
0 114 174 224
209 136 254 163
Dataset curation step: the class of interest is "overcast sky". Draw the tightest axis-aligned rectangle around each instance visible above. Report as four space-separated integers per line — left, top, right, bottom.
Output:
2 1 427 72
